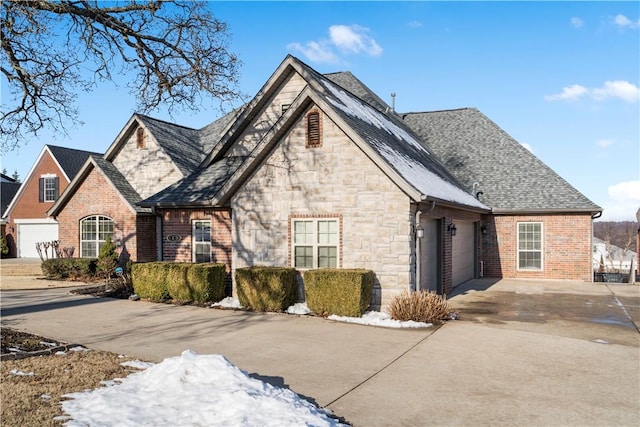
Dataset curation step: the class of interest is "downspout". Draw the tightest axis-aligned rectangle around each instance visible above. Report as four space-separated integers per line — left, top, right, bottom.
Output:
415 209 422 292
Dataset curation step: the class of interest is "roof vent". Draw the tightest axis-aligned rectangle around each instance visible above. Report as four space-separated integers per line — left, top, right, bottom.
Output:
390 93 396 113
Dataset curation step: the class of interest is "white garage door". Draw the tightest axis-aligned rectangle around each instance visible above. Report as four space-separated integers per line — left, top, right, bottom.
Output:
18 222 59 258
452 221 475 288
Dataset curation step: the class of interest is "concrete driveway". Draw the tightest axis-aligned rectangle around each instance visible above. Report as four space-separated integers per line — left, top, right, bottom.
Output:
1 277 638 426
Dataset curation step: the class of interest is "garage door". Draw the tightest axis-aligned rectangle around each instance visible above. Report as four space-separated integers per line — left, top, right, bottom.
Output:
17 222 59 258
452 221 475 288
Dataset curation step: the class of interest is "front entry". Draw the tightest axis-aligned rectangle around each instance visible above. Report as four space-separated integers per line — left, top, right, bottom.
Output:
420 218 441 293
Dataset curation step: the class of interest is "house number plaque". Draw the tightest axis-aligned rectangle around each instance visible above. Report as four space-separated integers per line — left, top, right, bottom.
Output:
166 234 181 242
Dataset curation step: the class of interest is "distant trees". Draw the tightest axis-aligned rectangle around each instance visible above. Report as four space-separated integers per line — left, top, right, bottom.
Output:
1 0 242 152
594 221 638 253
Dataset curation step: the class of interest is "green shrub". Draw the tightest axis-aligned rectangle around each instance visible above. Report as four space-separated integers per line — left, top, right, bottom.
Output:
131 262 171 301
41 258 96 280
304 269 374 317
97 236 118 279
167 263 226 303
0 235 8 255
388 290 452 324
235 267 297 312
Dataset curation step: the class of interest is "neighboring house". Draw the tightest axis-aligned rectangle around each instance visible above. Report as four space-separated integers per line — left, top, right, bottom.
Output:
592 237 636 272
49 55 601 309
47 113 236 263
2 145 99 258
1 174 21 239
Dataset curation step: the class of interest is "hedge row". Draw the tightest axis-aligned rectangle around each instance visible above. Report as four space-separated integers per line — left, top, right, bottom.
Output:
131 262 226 303
41 258 97 280
235 267 373 316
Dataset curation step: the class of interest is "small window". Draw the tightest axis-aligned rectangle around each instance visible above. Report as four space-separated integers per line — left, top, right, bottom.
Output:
136 127 146 149
517 222 543 270
291 218 339 269
80 215 114 258
306 111 321 148
39 176 59 202
192 220 211 263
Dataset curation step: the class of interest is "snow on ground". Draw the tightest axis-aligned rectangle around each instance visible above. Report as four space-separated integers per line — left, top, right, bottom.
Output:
58 350 345 427
329 311 433 328
211 298 433 329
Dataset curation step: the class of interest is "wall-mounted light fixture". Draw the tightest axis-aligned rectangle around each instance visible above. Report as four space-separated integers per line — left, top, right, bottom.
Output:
448 223 457 236
480 225 488 235
8 225 15 233
416 226 424 239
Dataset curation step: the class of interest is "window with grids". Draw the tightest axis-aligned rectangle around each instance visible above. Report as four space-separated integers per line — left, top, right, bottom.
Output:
192 220 211 263
306 111 321 148
292 219 338 269
80 215 114 258
517 222 543 270
39 176 59 202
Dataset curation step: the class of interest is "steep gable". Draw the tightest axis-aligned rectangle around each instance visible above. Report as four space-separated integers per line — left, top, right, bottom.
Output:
403 108 601 213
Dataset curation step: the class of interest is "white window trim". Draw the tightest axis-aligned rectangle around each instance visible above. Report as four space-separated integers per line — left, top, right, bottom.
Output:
192 220 212 263
517 222 543 271
290 217 340 270
80 215 114 258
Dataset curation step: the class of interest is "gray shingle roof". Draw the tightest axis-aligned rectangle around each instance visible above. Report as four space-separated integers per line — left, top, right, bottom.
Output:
47 145 101 180
324 71 390 114
1 180 20 217
139 156 246 207
403 108 601 212
91 156 151 214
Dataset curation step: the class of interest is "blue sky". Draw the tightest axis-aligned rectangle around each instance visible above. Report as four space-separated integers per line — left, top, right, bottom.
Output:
1 1 638 221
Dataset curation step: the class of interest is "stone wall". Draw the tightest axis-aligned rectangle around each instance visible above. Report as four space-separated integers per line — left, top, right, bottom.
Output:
231 104 413 310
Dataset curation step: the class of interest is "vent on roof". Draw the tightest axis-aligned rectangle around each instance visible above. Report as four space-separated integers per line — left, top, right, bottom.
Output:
306 110 321 148
136 127 146 149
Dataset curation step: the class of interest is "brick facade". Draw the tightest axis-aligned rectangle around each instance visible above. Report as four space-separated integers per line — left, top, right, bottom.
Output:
56 167 156 262
158 208 232 271
481 213 594 281
3 151 70 257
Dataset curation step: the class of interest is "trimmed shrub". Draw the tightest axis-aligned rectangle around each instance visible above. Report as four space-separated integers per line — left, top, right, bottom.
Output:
97 235 118 279
131 262 172 301
167 263 226 303
0 235 8 256
41 258 97 280
389 290 452 324
304 269 374 317
235 267 297 312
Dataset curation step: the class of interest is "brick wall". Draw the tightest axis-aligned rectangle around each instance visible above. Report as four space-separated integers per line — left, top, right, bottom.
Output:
481 213 593 281
4 151 69 257
159 208 232 271
56 166 147 262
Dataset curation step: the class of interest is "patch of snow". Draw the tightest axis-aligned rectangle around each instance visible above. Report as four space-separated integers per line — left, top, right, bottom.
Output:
55 351 67 356
593 339 609 344
61 350 345 427
211 297 244 309
120 360 156 370
10 369 34 376
7 347 23 353
40 341 59 347
328 311 433 329
286 302 311 315
69 346 89 352
41 394 51 400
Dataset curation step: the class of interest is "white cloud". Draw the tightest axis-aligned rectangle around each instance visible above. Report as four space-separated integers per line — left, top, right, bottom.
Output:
407 20 423 28
287 41 338 64
596 138 615 149
288 24 382 64
544 84 588 101
329 25 383 56
600 180 640 221
545 81 640 104
613 14 639 29
570 17 584 28
592 80 640 103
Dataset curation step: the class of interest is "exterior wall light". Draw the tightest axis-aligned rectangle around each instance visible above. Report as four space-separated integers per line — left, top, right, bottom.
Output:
448 223 457 236
481 225 488 235
416 227 424 238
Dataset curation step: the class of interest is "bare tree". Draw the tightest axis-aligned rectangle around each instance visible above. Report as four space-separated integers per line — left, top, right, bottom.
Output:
1 0 242 152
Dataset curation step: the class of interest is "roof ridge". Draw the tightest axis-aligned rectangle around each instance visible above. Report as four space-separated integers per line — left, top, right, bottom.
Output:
135 113 198 131
402 107 478 115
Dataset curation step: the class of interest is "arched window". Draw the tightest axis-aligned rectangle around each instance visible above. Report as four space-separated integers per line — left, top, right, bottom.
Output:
80 215 115 258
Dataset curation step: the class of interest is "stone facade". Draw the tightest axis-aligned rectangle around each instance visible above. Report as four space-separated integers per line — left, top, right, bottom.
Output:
481 213 594 281
111 125 183 200
231 104 413 309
